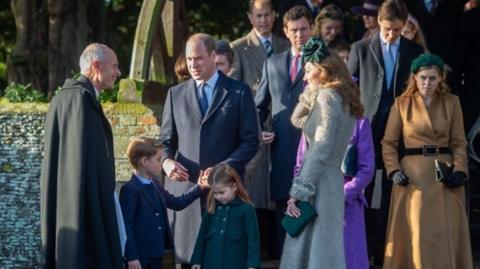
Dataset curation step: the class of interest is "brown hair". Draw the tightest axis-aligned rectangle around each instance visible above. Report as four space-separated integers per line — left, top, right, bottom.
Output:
283 5 313 27
174 52 190 82
404 16 428 52
187 33 216 55
206 163 251 214
378 0 408 22
249 0 274 13
402 66 450 97
126 137 162 169
311 52 364 118
313 4 345 37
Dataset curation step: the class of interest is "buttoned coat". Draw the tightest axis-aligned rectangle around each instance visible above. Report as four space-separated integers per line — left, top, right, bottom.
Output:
119 174 203 263
230 30 289 208
255 50 305 201
382 92 473 269
280 88 355 269
230 30 290 93
347 34 424 121
159 71 259 263
190 198 261 269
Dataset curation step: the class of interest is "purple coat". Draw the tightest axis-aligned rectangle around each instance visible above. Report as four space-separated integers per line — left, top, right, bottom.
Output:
294 117 375 269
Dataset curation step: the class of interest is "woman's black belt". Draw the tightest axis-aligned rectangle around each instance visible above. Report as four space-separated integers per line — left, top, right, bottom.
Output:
404 145 451 156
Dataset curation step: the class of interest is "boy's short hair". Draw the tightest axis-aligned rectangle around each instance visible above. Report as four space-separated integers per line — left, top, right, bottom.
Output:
126 137 162 169
283 5 313 27
328 38 351 53
378 0 408 22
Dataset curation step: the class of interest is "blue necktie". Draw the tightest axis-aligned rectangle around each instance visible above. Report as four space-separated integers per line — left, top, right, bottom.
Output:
264 40 273 57
199 83 209 115
384 44 396 90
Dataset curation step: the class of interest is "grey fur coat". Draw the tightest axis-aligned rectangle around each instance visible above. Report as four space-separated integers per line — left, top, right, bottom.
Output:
280 87 355 269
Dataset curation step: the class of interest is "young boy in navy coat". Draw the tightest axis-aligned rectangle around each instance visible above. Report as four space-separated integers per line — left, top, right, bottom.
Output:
119 137 210 269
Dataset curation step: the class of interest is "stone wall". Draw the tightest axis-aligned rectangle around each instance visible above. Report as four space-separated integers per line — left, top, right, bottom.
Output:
0 102 162 268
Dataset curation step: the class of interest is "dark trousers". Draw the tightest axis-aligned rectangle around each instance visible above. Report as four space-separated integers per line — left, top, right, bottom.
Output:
273 199 288 259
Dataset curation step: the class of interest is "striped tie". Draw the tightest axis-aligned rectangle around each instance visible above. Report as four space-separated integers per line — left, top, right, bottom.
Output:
265 40 273 57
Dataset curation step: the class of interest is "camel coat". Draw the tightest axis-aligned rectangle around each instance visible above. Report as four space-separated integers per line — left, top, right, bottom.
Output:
381 92 473 269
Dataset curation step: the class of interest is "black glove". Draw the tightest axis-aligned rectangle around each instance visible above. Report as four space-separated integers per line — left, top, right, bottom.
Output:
390 170 409 186
444 171 466 188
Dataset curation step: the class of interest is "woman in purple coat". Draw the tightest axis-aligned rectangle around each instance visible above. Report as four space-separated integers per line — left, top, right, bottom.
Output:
294 117 375 269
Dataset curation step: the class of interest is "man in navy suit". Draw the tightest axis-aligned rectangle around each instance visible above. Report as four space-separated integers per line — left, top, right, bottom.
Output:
159 33 259 266
255 5 313 254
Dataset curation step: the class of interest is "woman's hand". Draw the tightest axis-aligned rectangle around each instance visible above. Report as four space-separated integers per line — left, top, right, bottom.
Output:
197 168 213 190
128 260 141 269
285 198 301 218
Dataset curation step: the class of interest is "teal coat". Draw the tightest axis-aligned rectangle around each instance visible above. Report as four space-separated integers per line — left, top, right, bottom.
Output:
190 198 260 269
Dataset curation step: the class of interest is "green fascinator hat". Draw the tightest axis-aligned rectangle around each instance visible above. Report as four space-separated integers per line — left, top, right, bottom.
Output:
410 53 444 74
302 37 330 65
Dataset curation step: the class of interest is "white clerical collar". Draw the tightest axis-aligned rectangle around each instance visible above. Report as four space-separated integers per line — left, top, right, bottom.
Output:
195 70 219 89
93 87 100 98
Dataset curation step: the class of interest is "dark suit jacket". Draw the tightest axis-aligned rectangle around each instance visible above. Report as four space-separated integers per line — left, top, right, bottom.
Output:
404 0 467 66
158 71 259 262
348 34 424 121
119 174 202 262
255 50 304 201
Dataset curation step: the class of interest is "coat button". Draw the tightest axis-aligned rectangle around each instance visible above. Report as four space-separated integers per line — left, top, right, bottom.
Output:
220 230 224 234
377 74 383 79
374 94 380 99
223 218 227 222
158 226 162 230
155 213 160 216
218 206 222 210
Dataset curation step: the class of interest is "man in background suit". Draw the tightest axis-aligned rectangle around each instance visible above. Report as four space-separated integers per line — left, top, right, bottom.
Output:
230 0 289 211
255 5 313 255
159 33 259 267
347 0 424 266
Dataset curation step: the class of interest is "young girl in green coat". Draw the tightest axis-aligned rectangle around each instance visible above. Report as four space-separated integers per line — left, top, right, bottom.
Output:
191 163 261 269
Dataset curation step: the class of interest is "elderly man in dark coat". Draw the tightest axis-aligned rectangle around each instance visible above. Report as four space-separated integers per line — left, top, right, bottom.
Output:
40 43 123 269
159 33 259 267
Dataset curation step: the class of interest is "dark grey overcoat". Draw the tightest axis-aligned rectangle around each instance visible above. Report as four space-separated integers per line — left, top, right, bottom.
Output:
159 71 259 263
255 50 304 201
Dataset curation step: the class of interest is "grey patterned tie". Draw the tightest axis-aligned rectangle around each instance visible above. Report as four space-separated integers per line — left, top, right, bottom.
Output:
264 40 273 57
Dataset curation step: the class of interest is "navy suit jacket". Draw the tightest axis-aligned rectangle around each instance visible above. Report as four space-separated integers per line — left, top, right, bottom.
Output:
255 50 304 201
119 174 202 262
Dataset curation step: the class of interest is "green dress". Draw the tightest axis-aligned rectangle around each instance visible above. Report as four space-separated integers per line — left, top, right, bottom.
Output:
190 198 260 269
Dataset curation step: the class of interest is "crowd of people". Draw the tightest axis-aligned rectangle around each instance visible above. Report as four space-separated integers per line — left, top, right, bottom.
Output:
39 0 480 268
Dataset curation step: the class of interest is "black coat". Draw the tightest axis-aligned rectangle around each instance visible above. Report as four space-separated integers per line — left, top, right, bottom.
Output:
40 76 123 269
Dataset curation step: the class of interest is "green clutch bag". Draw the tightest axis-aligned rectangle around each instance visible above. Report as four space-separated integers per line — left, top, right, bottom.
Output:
281 201 318 237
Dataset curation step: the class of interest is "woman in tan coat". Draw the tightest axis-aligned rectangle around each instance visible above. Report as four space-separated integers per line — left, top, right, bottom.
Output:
381 53 473 269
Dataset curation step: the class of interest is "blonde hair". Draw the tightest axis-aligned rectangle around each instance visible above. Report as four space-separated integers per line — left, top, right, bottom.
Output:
308 52 364 118
206 164 251 214
402 66 450 97
126 137 162 169
313 4 344 38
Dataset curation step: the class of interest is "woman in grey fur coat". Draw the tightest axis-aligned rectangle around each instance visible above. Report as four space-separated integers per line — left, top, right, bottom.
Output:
280 37 365 269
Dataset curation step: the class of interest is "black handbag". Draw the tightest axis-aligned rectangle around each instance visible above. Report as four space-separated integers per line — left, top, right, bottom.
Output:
281 201 318 237
341 119 359 177
341 144 357 177
435 159 453 182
